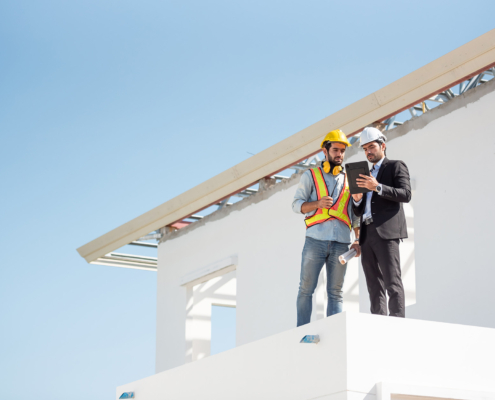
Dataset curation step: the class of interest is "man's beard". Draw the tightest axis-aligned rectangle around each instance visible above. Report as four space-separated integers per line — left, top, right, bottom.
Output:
367 152 382 163
328 155 343 166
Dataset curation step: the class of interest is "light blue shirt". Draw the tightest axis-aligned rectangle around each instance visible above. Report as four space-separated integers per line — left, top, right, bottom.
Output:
360 156 384 220
292 166 359 244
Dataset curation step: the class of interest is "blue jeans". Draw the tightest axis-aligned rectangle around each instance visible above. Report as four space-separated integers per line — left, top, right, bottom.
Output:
297 237 349 326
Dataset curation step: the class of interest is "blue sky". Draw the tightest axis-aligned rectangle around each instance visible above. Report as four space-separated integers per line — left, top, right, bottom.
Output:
0 1 494 399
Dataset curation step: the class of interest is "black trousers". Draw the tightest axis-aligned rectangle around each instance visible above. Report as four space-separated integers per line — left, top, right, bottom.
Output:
361 222 405 317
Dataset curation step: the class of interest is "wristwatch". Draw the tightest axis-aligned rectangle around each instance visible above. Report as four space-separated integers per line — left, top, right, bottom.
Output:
375 184 382 193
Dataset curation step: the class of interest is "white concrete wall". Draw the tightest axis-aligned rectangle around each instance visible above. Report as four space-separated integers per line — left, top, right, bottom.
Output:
345 313 495 396
120 313 495 400
389 83 495 328
156 79 495 373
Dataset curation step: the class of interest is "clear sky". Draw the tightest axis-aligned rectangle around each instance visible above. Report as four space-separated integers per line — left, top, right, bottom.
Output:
0 1 494 399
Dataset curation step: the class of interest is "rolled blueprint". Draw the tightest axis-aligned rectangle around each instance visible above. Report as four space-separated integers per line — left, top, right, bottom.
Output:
338 248 357 265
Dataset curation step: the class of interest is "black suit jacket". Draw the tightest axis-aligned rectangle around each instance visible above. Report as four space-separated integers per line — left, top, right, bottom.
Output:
352 157 411 242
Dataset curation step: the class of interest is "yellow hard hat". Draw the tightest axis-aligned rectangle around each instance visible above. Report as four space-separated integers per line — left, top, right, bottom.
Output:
320 129 352 148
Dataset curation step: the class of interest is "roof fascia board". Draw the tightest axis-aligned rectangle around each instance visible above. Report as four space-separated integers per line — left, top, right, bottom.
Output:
78 29 495 263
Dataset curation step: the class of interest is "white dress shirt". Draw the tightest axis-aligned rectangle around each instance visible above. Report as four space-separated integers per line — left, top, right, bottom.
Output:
354 156 384 221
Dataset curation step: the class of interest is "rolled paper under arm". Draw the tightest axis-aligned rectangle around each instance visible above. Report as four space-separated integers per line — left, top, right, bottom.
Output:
338 248 357 265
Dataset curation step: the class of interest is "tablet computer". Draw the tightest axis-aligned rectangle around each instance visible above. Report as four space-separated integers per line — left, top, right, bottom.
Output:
345 161 371 194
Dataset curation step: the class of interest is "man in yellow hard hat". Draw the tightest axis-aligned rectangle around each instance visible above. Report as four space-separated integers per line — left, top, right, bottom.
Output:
292 129 360 326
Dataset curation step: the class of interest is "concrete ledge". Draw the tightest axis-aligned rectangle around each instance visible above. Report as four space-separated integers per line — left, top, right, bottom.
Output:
116 313 495 400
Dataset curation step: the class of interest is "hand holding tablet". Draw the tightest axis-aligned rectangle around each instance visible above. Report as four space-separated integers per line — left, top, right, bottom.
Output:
356 174 380 193
345 161 371 195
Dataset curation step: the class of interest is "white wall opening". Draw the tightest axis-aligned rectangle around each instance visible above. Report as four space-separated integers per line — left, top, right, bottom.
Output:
185 268 237 362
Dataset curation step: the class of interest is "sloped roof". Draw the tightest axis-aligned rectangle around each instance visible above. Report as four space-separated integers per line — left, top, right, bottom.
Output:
77 29 495 264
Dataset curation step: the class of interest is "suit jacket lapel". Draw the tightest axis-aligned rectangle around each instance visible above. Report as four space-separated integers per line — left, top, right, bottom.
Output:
375 157 389 183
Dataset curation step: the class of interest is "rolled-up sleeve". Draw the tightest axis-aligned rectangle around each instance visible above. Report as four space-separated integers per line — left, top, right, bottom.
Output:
292 171 314 215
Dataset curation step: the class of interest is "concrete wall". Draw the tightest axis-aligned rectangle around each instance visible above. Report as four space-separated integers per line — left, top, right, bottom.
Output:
120 313 495 400
390 80 495 328
155 78 495 373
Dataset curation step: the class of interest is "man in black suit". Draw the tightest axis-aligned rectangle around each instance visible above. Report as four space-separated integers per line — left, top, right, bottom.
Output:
351 127 411 318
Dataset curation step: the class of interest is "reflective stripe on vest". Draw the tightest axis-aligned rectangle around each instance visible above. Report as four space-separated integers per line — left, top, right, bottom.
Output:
304 167 352 230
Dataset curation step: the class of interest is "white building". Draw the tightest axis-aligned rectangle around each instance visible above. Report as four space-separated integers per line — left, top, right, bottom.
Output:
78 29 495 400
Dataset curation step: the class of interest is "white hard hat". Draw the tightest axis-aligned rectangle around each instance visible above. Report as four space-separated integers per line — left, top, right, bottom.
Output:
360 127 386 146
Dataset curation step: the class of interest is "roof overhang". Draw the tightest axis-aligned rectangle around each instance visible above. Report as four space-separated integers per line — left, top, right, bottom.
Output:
77 28 495 264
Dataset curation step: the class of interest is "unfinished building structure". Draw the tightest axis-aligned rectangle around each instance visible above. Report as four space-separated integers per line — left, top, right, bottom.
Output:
78 29 495 400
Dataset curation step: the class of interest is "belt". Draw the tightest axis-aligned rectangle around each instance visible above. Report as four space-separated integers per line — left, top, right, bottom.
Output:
363 217 373 225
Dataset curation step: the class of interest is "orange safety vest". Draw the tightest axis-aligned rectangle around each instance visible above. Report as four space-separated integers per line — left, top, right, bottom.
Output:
304 167 352 230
